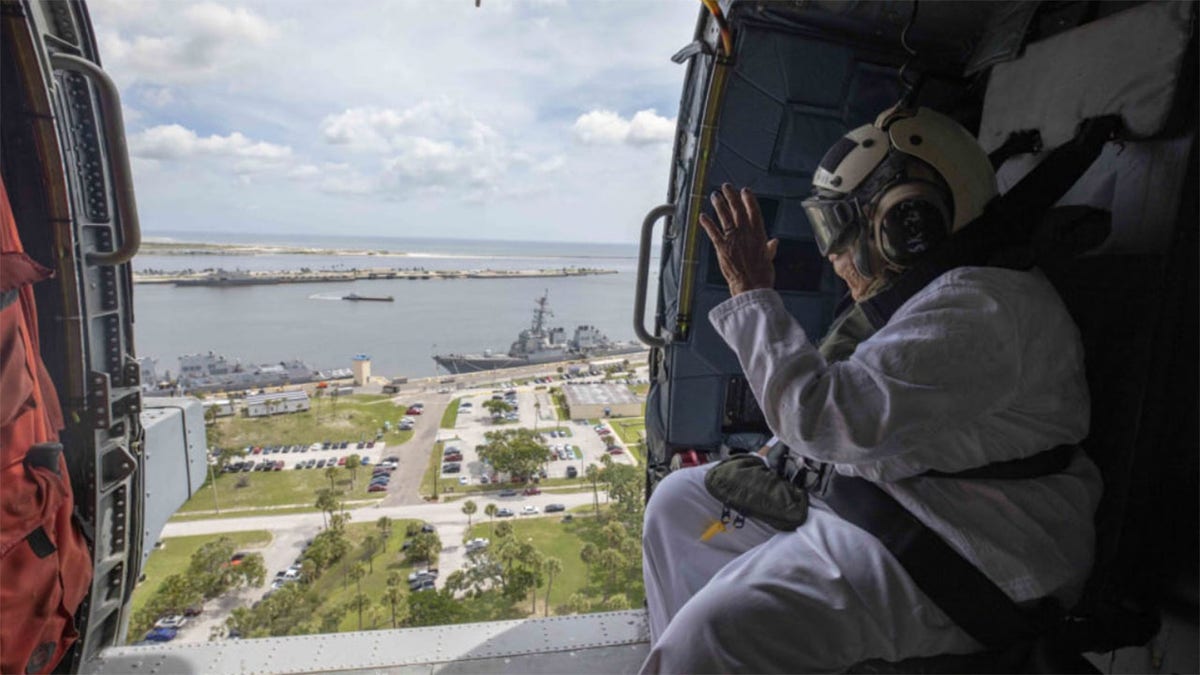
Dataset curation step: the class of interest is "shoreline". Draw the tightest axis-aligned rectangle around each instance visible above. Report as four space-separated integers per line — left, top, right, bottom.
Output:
134 267 619 286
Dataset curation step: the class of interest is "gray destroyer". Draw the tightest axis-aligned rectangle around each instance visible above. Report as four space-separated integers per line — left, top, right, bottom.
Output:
433 293 642 374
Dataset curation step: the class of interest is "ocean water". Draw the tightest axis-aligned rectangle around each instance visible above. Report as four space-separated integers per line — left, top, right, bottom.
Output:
133 232 659 379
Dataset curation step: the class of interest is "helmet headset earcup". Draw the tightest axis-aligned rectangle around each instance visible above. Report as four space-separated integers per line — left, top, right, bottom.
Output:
871 181 952 268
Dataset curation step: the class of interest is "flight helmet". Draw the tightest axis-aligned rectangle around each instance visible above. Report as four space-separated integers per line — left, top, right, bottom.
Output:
801 106 997 274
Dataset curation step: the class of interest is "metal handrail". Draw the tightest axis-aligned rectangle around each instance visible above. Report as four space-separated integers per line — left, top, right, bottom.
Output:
633 204 673 349
50 53 141 266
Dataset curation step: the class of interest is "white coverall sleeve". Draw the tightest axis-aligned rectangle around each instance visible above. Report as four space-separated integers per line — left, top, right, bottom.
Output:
708 285 1022 467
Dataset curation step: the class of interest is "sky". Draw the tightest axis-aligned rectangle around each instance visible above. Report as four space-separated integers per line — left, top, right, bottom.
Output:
89 0 701 244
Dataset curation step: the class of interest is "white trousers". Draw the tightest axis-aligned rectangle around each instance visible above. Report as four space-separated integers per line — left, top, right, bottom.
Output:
640 465 980 673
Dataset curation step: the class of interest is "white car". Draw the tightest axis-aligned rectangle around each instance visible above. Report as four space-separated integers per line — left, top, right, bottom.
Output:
458 476 469 485
465 537 489 552
521 505 539 516
154 615 187 629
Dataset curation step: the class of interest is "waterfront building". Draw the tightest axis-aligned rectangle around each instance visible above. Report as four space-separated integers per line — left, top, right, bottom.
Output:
244 390 311 417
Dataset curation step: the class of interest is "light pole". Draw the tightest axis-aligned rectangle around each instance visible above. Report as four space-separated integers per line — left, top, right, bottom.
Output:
207 457 221 514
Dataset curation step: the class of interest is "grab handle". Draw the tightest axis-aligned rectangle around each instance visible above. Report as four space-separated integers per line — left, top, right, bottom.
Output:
50 53 141 266
633 204 673 349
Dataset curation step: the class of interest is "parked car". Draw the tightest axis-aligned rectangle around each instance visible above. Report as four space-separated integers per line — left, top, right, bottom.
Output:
607 447 625 455
408 568 438 583
458 476 469 485
143 627 178 643
154 615 187 629
443 452 463 462
523 486 542 495
406 406 422 415
370 477 390 487
228 552 247 566
410 578 436 592
183 605 203 617
442 463 461 474
337 456 347 466
498 489 517 497
479 475 490 484
368 484 388 493
465 537 489 552
566 466 578 478
306 459 317 468
421 523 436 533
316 459 327 468
521 505 539 516
544 503 566 513
496 508 514 518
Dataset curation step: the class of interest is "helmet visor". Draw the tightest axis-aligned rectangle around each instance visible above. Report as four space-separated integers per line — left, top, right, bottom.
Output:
801 195 863 256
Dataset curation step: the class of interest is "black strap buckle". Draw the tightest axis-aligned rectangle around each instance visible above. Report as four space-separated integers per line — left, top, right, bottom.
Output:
791 458 834 496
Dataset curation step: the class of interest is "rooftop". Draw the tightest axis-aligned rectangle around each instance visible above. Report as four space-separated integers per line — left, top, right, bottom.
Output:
562 383 640 407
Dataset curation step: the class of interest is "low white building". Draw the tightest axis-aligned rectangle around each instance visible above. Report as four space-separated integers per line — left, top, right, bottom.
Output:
244 390 310 417
202 399 235 417
562 383 642 419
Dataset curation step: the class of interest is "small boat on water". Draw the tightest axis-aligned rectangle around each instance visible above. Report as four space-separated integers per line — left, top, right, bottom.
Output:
342 293 394 302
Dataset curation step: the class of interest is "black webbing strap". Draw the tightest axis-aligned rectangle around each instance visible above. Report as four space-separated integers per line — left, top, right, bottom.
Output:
923 443 1077 479
819 474 1041 649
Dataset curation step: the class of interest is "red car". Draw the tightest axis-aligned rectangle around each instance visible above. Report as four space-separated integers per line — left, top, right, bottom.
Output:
607 447 625 455
337 456 347 466
523 486 542 496
406 406 422 415
368 484 387 492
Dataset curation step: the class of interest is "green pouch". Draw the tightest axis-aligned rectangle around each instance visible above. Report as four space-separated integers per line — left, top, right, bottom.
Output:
703 453 809 531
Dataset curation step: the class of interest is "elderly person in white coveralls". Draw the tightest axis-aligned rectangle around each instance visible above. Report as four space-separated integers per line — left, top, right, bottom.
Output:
639 107 1103 673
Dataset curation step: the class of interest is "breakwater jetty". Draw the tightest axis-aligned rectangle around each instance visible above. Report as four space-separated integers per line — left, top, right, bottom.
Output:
134 267 618 287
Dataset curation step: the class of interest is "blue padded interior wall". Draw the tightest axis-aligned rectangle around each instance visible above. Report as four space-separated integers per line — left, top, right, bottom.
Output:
659 25 907 449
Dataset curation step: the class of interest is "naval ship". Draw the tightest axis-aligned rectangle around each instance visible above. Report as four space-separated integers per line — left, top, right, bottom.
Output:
433 293 642 374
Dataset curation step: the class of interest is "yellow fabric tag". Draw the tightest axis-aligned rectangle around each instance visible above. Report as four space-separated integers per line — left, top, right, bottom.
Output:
700 519 726 542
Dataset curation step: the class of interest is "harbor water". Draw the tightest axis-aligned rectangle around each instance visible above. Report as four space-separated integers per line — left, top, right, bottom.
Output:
133 232 659 380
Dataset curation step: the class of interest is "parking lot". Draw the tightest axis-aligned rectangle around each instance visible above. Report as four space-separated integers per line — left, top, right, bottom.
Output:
437 385 636 488
220 438 394 474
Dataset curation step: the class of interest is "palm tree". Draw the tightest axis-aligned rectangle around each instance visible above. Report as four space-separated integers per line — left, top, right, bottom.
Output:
345 454 361 488
585 464 602 515
381 586 405 628
348 563 367 628
461 500 477 529
324 466 338 490
349 592 370 631
376 516 393 551
543 557 563 617
484 503 497 536
315 489 339 529
579 543 597 579
362 534 381 573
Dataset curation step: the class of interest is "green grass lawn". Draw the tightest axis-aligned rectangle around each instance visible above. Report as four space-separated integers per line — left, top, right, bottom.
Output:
440 398 461 429
212 394 415 448
130 530 272 619
176 467 385 514
630 383 650 396
304 520 423 631
607 418 646 465
466 513 642 615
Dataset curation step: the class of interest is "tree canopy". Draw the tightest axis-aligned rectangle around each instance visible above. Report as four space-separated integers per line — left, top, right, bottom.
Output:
476 428 546 480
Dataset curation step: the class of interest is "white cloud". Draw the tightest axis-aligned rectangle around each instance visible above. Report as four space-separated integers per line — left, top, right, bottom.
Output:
573 108 675 146
96 2 277 85
319 102 547 200
130 124 292 173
